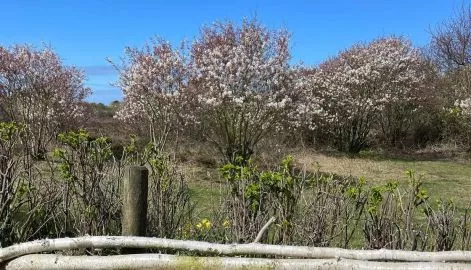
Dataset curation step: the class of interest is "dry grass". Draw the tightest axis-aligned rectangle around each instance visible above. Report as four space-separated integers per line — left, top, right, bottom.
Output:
292 149 471 208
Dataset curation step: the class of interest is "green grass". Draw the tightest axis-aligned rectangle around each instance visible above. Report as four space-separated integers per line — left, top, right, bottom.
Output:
182 149 471 212
180 164 223 217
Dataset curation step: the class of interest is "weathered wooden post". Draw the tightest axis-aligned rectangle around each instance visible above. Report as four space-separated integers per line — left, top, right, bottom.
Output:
122 166 148 239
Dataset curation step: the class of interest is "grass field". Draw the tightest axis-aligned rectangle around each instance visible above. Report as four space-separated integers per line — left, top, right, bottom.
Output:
295 150 471 206
183 147 471 215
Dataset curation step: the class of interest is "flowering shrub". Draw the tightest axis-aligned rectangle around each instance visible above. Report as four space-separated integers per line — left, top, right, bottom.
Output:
0 45 90 157
287 67 325 140
189 19 293 163
114 39 188 151
301 37 430 151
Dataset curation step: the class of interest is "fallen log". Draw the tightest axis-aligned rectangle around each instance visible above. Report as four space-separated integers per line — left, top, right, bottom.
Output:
2 236 471 263
4 254 471 270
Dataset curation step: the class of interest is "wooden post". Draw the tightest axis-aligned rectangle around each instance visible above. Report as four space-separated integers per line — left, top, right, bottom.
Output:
122 166 148 238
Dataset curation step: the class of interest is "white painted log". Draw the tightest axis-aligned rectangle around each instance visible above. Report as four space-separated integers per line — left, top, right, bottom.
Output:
4 254 471 270
2 236 471 263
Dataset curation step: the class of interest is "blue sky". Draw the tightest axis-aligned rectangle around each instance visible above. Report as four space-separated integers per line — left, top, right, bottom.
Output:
0 0 465 103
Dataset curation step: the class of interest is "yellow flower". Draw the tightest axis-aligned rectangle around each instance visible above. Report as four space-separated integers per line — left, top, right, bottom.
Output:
222 219 231 229
201 218 212 229
196 218 212 230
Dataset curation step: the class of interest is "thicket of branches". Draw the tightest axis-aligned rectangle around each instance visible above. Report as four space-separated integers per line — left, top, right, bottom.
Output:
2 123 471 252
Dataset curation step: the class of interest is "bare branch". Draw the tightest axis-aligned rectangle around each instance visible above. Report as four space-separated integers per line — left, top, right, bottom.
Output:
253 216 276 243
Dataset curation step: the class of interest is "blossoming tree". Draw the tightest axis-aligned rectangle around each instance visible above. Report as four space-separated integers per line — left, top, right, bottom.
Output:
304 37 429 152
114 39 187 151
0 45 90 157
189 19 292 163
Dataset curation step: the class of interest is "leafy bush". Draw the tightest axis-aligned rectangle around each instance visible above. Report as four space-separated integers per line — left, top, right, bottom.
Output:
219 156 303 244
293 173 367 248
54 129 122 236
0 122 62 246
